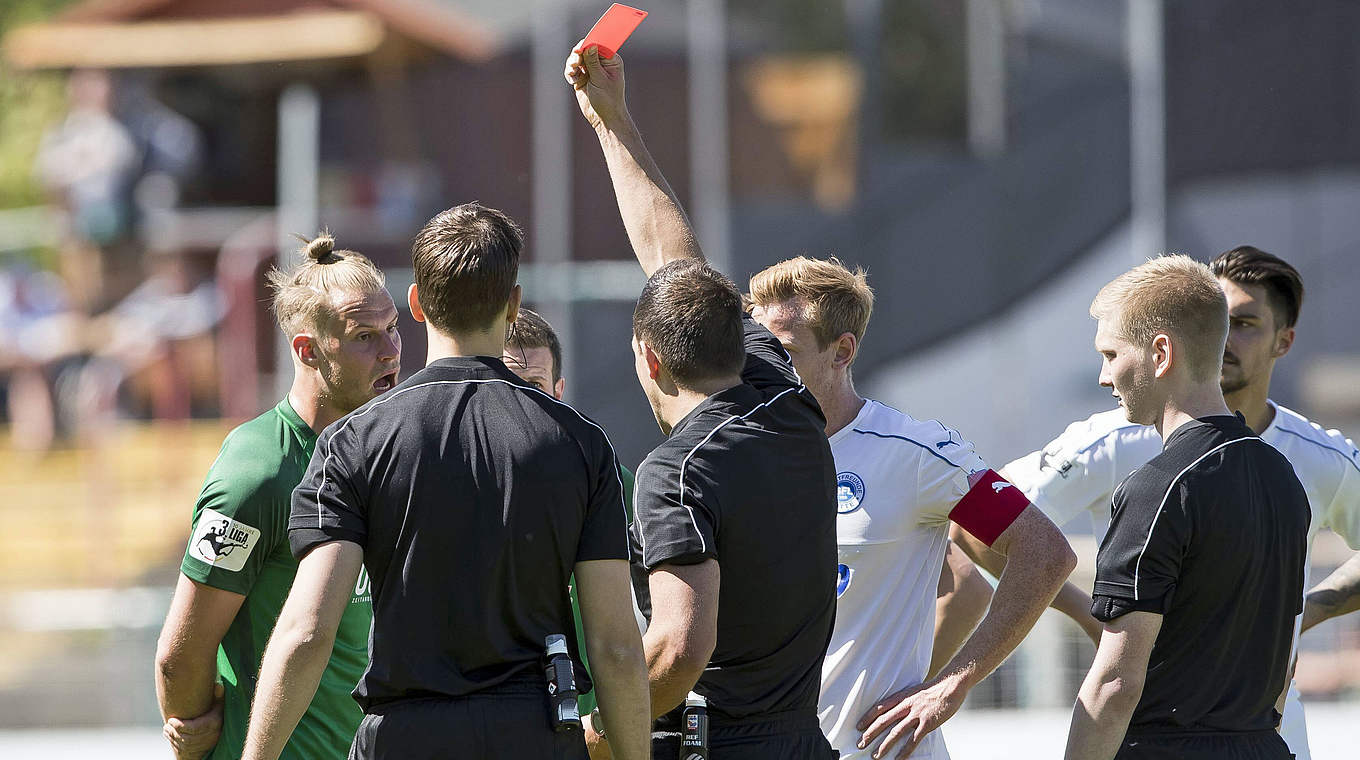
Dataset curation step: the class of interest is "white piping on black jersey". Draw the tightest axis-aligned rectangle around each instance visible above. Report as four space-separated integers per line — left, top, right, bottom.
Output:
638 384 805 556
1133 436 1260 600
315 378 628 538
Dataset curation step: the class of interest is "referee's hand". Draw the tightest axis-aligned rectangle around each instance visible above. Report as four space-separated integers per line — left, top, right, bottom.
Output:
856 676 965 759
564 42 628 132
163 682 224 760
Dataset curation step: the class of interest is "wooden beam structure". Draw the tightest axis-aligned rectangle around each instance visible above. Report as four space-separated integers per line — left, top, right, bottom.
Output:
4 10 389 69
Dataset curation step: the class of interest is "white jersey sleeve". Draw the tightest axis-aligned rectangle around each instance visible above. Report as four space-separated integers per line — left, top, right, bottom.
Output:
913 424 989 526
1319 432 1360 549
1002 410 1162 530
1266 404 1360 551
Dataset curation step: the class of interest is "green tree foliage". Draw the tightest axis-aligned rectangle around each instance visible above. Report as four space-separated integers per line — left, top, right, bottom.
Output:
0 0 80 208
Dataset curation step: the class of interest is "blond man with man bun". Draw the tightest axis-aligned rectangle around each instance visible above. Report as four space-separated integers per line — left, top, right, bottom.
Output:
155 234 400 760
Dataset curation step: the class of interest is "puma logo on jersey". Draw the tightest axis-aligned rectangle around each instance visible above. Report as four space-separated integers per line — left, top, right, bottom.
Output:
991 481 1013 493
935 432 961 449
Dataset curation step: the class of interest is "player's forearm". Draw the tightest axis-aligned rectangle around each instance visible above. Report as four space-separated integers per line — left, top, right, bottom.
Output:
1301 553 1360 633
155 642 219 721
937 530 1075 692
950 522 1006 578
1052 582 1104 643
585 637 651 760
240 625 334 760
1064 664 1142 760
593 121 704 277
929 556 992 678
951 523 1100 638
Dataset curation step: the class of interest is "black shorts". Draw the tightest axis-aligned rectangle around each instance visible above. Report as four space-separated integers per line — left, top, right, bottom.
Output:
650 709 838 760
1117 730 1292 760
350 679 587 760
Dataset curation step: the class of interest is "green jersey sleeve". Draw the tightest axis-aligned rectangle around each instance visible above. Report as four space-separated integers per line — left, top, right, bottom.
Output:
180 438 285 596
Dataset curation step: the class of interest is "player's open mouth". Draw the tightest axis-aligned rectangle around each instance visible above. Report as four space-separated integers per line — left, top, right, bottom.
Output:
373 372 398 392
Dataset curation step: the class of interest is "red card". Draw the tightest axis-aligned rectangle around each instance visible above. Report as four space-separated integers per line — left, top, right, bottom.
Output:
582 4 648 59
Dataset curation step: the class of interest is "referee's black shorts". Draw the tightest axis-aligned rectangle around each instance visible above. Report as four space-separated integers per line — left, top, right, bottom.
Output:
649 709 838 760
1116 729 1292 759
348 673 587 760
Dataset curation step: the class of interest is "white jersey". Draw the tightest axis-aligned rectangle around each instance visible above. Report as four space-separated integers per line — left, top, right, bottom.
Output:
820 400 990 760
1003 402 1360 760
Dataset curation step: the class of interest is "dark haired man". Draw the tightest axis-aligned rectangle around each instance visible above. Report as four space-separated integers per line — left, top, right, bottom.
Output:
568 47 839 759
505 307 566 400
239 203 650 760
964 247 1360 760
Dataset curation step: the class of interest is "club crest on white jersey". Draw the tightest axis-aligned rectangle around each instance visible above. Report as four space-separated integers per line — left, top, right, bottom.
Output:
836 471 865 514
188 508 260 572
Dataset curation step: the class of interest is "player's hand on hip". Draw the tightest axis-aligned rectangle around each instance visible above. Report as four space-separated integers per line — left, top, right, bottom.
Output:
856 676 965 759
163 682 224 760
564 41 628 131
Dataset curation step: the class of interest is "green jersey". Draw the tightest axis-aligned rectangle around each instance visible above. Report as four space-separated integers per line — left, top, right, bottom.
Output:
180 399 371 760
572 465 635 715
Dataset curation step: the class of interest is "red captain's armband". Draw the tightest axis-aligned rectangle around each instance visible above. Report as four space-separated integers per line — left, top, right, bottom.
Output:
949 469 1031 547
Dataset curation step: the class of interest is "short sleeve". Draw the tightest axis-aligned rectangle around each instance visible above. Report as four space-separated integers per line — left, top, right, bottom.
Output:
576 444 630 563
288 424 368 558
912 427 1033 546
180 461 282 596
1321 442 1360 550
631 455 718 570
1092 480 1188 620
739 314 803 393
1004 420 1161 531
912 427 987 527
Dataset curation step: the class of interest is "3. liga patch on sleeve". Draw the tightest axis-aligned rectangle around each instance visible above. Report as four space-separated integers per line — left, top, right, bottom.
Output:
949 469 1031 546
188 508 261 572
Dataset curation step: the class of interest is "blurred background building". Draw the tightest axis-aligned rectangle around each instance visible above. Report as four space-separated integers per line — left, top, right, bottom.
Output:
0 0 1356 755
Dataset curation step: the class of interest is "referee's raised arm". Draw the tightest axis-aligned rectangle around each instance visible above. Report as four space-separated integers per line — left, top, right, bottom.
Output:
565 45 703 276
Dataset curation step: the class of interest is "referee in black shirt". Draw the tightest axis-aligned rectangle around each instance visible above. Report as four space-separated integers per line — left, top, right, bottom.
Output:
568 49 838 760
1065 255 1309 760
239 203 650 760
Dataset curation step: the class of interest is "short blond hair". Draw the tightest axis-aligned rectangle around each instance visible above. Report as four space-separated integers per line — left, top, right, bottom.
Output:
748 256 874 350
1090 254 1228 380
267 233 387 337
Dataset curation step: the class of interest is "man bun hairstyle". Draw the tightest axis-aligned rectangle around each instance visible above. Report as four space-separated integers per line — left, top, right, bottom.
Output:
267 232 386 337
411 202 522 335
748 255 874 349
507 307 563 383
633 259 745 389
1210 246 1304 329
1090 254 1228 381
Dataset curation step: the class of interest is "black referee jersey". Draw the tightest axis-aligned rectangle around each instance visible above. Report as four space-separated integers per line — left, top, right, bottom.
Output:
1093 414 1309 740
631 315 838 726
289 355 629 712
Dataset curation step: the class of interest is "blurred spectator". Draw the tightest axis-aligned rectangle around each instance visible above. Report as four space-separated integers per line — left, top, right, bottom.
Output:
0 263 86 450
33 70 140 314
34 69 138 248
7 68 213 447
76 248 223 432
117 74 202 216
